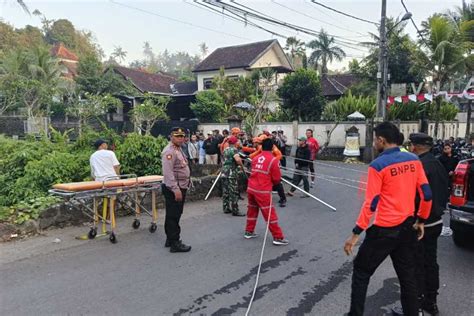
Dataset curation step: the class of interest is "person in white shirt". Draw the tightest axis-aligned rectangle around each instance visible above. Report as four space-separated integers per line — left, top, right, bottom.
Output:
187 134 199 164
90 139 120 182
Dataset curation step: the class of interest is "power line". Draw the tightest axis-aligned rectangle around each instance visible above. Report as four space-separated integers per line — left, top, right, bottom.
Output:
310 0 378 26
400 0 430 48
186 0 288 39
206 0 369 53
272 0 370 38
109 0 251 40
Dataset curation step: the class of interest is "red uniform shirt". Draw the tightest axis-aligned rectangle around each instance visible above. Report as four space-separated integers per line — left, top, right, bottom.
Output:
355 147 432 233
306 137 319 160
247 151 281 193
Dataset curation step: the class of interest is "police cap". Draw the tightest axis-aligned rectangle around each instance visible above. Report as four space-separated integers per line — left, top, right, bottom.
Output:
409 133 433 146
170 127 186 137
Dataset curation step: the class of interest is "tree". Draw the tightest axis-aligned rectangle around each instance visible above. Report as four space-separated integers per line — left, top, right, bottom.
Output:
307 29 346 75
199 42 209 59
0 46 60 118
418 15 467 138
190 90 226 123
284 36 306 69
111 46 127 64
130 94 170 135
277 68 326 121
66 93 121 136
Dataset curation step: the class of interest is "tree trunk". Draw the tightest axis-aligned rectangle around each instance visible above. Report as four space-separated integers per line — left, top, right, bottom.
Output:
433 96 441 139
466 99 472 140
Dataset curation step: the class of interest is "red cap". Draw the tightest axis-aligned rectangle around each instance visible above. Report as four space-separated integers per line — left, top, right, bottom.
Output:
228 136 238 144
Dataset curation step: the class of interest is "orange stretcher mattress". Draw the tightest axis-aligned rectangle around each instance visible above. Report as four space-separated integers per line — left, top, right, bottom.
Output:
52 175 163 192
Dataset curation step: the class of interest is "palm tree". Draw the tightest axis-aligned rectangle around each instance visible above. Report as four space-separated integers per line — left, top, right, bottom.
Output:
284 37 306 69
306 29 346 75
112 46 127 64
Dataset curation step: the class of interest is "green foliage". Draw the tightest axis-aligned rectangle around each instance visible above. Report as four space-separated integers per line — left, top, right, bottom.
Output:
306 29 346 74
131 94 170 135
116 133 168 176
321 92 376 121
190 90 226 122
0 196 61 224
277 68 326 121
386 102 424 121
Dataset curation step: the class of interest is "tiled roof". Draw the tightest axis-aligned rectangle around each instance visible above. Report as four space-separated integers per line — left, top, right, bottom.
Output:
193 40 278 72
171 81 198 95
50 43 78 61
113 66 178 94
321 74 361 97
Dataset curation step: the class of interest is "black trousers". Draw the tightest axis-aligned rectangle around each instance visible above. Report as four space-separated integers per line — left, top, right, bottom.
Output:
272 182 286 202
415 224 442 304
308 160 315 181
349 218 419 316
162 184 187 243
290 166 309 193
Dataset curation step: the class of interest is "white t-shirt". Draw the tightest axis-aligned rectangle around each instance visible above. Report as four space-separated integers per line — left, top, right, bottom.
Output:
90 150 120 182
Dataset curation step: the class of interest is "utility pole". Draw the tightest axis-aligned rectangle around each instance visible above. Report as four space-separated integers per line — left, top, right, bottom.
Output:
376 0 387 120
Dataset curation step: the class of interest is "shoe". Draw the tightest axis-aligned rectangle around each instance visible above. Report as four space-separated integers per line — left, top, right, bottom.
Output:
287 191 294 197
244 231 258 239
165 240 170 248
232 212 246 216
223 210 232 214
273 238 289 246
279 200 286 207
170 240 191 253
300 195 309 198
422 302 439 316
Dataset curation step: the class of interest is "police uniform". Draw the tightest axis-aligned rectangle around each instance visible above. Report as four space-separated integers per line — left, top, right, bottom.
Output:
349 146 433 316
161 127 191 253
410 133 449 314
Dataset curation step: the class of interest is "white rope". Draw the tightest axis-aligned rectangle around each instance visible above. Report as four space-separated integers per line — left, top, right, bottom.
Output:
245 188 273 316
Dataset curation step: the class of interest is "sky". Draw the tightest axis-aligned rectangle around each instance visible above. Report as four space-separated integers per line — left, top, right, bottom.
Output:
0 0 463 70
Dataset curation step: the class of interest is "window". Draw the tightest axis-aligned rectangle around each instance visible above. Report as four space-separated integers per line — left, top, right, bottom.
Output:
203 78 213 90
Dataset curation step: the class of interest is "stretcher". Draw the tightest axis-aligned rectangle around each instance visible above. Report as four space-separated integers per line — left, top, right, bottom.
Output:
49 174 163 243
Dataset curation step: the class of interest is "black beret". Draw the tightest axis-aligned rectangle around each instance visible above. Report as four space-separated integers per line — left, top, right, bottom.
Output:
170 127 186 136
409 133 433 146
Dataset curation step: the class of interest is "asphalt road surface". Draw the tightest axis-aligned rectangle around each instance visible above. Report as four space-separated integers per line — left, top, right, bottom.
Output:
1 161 473 315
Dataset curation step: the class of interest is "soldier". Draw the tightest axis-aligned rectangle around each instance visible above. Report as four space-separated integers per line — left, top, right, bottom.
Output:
161 127 192 253
221 136 245 216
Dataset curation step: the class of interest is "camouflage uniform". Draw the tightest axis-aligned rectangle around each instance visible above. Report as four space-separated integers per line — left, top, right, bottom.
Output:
222 146 240 214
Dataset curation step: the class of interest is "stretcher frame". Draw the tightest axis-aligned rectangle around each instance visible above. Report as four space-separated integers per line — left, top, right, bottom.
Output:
48 174 162 243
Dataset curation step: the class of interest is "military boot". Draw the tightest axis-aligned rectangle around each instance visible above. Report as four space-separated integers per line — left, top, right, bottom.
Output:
170 240 191 253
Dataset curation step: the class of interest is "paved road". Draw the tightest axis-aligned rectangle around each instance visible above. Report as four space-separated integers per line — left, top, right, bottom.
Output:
1 161 473 315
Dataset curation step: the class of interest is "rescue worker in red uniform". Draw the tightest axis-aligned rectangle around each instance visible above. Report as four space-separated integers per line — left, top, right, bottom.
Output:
244 138 289 245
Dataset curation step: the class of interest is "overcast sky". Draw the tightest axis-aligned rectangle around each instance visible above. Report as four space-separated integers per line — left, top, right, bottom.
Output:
0 0 462 70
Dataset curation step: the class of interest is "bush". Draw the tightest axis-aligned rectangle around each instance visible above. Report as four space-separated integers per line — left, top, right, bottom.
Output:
190 90 226 123
321 92 376 121
12 150 91 203
116 133 168 176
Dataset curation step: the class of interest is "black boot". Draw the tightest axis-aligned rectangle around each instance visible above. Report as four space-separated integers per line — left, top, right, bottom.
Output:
170 240 191 253
422 302 439 316
165 240 170 248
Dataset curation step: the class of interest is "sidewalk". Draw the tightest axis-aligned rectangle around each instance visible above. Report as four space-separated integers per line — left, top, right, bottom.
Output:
0 196 225 265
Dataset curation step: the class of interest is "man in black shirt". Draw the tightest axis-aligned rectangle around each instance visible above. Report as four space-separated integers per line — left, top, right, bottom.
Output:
287 136 310 196
438 143 459 191
204 132 219 164
409 133 449 316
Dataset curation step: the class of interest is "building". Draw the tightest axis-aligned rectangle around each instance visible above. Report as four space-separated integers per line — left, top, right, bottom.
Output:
50 43 79 79
320 74 361 101
193 39 293 91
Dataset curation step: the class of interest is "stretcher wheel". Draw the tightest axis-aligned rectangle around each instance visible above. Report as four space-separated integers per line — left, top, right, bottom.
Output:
109 233 117 244
149 223 157 233
88 228 97 239
132 219 140 229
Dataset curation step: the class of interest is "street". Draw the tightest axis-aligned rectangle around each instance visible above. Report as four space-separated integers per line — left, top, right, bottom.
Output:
1 161 473 316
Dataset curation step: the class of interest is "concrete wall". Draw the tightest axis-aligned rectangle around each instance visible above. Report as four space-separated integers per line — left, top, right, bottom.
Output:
196 68 248 91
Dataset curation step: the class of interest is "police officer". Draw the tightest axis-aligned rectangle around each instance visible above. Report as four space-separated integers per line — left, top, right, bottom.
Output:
409 133 449 315
344 122 433 316
161 127 191 253
221 136 245 216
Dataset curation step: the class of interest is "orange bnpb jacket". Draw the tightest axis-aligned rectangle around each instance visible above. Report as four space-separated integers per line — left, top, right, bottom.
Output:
353 147 433 234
